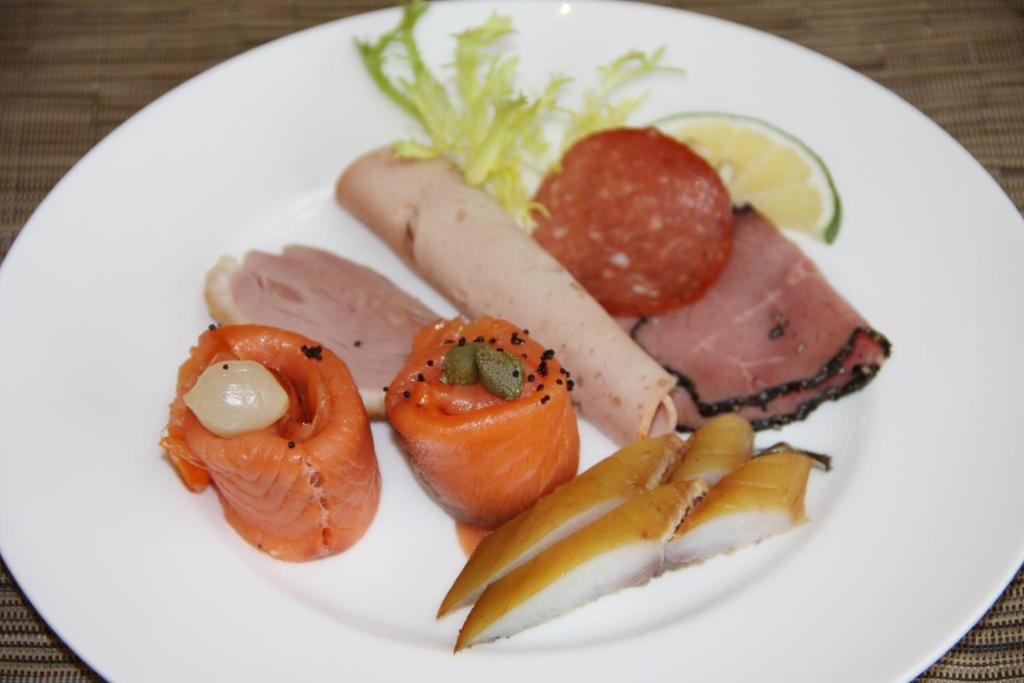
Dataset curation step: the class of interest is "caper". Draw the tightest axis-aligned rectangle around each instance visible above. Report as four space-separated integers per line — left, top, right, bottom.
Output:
441 342 483 384
475 346 525 400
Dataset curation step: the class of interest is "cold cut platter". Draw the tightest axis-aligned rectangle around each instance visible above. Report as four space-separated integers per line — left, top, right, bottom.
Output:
0 3 1022 682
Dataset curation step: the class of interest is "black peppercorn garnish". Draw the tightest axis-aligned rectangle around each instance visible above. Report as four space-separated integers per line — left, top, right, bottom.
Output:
458 337 467 346
426 360 434 366
527 374 535 382
556 379 563 385
537 361 548 377
488 337 497 344
402 390 411 398
417 373 425 382
208 323 217 331
510 332 525 345
222 364 229 370
567 379 575 391
301 344 323 361
383 386 389 392
540 395 551 404
541 349 555 360
354 340 362 347
288 441 296 449
536 384 544 391
474 336 485 343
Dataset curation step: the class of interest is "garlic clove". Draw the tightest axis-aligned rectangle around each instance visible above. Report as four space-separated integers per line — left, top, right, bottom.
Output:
184 360 289 438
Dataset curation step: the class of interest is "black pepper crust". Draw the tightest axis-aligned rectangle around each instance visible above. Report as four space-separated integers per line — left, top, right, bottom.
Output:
669 326 892 432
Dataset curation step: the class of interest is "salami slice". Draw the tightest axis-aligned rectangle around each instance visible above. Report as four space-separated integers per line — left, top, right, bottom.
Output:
532 127 734 316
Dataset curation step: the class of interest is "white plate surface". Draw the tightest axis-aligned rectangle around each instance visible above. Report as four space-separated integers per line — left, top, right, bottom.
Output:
1 2 1022 681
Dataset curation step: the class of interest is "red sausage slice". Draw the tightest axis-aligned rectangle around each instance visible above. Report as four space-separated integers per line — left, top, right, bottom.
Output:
532 128 734 316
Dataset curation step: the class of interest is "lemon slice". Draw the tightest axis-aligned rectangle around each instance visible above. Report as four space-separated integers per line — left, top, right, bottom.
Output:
655 112 842 243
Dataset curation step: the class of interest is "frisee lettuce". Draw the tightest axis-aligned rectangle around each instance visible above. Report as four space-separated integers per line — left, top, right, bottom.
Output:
559 47 684 157
355 0 680 229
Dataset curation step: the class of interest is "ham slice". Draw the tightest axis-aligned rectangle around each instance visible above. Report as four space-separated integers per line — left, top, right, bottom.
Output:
204 245 436 418
622 209 890 430
336 147 678 446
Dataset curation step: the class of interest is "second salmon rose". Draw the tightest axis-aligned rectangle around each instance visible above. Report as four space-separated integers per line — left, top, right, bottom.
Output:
386 317 580 528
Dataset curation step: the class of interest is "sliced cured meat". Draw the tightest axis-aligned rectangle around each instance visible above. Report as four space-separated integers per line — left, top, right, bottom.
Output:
623 209 890 430
161 325 380 561
454 478 708 651
665 452 811 568
532 127 734 316
336 147 678 446
386 317 579 528
438 433 686 617
205 246 437 418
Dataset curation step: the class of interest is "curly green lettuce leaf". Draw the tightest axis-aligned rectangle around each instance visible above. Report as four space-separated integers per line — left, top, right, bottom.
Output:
356 1 564 225
560 47 685 155
356 1 680 228
354 1 428 118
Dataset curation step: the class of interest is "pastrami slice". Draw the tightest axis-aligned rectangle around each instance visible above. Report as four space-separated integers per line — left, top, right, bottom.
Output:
623 209 890 431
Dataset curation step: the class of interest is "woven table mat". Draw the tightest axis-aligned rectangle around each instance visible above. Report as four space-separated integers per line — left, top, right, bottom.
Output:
1 1 1022 681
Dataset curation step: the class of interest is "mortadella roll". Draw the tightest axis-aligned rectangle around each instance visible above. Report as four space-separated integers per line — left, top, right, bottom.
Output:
336 148 677 445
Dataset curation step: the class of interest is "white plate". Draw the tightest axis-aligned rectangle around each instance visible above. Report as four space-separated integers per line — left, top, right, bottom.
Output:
1 2 1022 681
